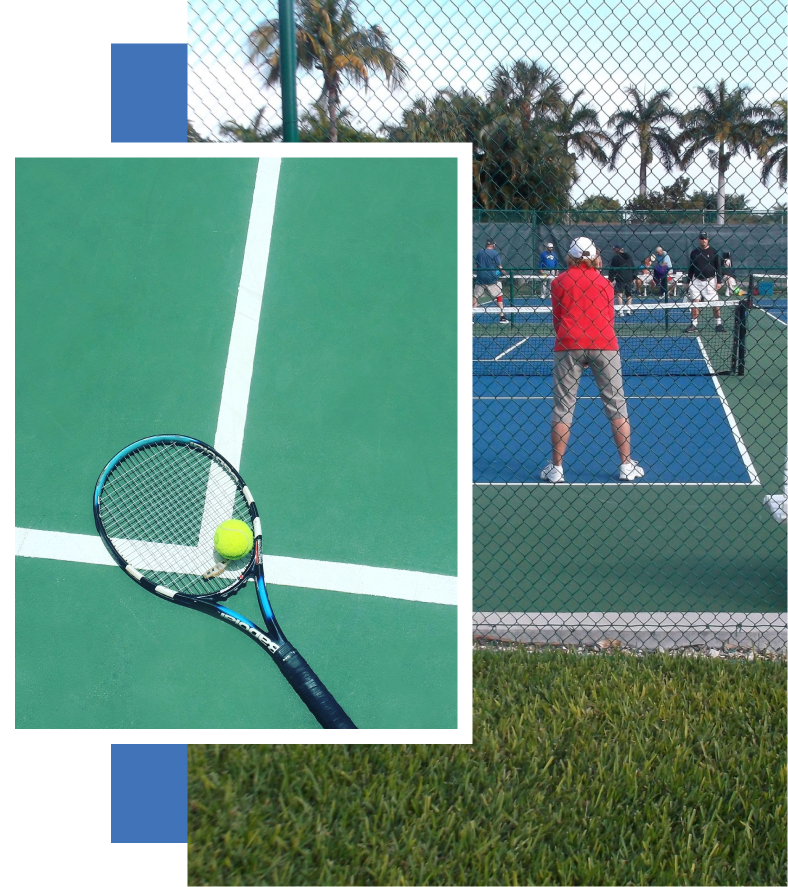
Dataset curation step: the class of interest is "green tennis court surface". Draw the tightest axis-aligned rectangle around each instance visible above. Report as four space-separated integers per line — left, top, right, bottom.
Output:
16 157 458 729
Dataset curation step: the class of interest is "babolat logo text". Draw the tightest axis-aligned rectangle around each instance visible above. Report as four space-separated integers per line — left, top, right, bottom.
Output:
219 611 279 653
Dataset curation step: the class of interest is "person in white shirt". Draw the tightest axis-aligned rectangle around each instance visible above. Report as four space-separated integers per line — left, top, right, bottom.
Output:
635 255 655 298
721 251 742 297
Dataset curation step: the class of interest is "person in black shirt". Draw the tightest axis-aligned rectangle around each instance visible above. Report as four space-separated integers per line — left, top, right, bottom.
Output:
609 244 635 315
685 231 724 333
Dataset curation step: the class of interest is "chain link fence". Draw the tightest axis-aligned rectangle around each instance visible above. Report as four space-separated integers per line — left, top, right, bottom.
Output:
189 0 787 653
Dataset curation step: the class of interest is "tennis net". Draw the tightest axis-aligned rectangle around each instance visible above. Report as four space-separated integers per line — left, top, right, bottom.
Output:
473 299 749 377
473 273 549 303
474 271 694 305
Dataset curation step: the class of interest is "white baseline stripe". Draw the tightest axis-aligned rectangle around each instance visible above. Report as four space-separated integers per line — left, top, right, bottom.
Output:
213 158 281 467
14 528 457 607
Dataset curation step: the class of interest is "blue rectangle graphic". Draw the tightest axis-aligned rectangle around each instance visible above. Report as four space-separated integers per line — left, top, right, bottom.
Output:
111 744 187 842
111 44 187 142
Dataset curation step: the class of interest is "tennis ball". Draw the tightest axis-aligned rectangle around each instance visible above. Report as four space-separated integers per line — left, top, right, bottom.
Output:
213 520 254 560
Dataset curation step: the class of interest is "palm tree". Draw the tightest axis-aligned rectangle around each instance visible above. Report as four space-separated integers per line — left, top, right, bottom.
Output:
248 0 406 142
607 87 681 196
554 89 610 165
678 80 771 224
187 122 213 143
477 61 577 214
218 107 281 142
486 60 565 123
382 88 487 146
299 103 381 141
758 98 787 188
475 116 576 215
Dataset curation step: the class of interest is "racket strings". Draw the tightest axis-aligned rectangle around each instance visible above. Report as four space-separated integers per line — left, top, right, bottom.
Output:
98 441 255 596
103 446 208 545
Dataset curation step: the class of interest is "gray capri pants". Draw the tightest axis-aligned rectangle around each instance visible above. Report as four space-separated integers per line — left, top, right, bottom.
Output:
551 349 629 425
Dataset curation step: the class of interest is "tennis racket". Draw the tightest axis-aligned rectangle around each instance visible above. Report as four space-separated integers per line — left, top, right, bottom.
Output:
93 434 357 729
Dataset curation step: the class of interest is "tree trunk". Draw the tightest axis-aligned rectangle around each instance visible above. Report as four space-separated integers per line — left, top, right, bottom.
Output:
716 144 726 226
328 83 338 143
639 152 648 195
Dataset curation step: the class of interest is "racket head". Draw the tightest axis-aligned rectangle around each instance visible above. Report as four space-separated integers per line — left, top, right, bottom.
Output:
94 435 260 600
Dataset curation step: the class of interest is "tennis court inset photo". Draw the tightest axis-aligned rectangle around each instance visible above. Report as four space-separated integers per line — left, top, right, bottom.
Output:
16 153 462 731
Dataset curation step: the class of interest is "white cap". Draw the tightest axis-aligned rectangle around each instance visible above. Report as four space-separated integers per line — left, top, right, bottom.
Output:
567 237 598 260
546 242 554 248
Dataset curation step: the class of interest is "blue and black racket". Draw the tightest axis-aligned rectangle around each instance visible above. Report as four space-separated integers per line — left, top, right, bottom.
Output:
93 434 357 729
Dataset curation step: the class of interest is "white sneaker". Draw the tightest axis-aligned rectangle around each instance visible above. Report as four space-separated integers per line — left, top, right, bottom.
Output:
539 462 565 483
499 316 510 325
619 461 645 481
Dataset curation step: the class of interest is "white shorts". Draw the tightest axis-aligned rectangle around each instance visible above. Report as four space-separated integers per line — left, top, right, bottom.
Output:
473 282 502 301
688 278 718 302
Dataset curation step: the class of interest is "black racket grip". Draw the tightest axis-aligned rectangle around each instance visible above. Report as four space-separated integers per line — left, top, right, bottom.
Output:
273 642 357 728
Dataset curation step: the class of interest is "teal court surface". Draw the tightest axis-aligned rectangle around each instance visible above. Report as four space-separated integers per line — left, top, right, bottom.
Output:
16 157 459 730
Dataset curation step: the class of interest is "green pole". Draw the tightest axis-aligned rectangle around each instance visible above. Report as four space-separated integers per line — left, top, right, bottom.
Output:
278 0 299 142
532 209 538 278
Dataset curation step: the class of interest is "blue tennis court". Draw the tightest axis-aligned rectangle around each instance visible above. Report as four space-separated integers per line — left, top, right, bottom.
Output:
473 298 760 485
474 374 755 484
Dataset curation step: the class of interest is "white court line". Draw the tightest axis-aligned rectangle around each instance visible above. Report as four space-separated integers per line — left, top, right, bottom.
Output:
14 528 457 607
756 306 788 327
494 338 530 360
212 157 281 467
696 338 760 484
198 158 279 544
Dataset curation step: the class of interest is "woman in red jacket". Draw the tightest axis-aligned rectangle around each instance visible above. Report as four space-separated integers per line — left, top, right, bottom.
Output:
539 237 645 483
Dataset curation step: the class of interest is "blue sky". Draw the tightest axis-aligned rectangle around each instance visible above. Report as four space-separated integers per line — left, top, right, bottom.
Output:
189 0 786 209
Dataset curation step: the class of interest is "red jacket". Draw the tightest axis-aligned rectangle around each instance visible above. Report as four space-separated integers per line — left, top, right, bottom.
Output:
551 266 618 351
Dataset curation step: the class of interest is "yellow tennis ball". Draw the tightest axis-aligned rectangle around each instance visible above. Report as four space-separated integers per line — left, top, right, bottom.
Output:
213 519 254 560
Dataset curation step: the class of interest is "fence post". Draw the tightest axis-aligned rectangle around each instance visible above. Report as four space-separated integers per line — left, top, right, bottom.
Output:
532 209 538 276
278 0 299 142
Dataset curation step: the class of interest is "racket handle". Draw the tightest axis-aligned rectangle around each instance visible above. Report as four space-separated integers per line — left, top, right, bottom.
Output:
273 643 357 729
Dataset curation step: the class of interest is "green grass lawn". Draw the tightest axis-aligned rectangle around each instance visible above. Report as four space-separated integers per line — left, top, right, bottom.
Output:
189 651 786 886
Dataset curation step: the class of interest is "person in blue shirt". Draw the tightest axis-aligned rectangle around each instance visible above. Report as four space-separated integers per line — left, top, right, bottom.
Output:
538 242 559 298
474 239 508 324
652 246 674 299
